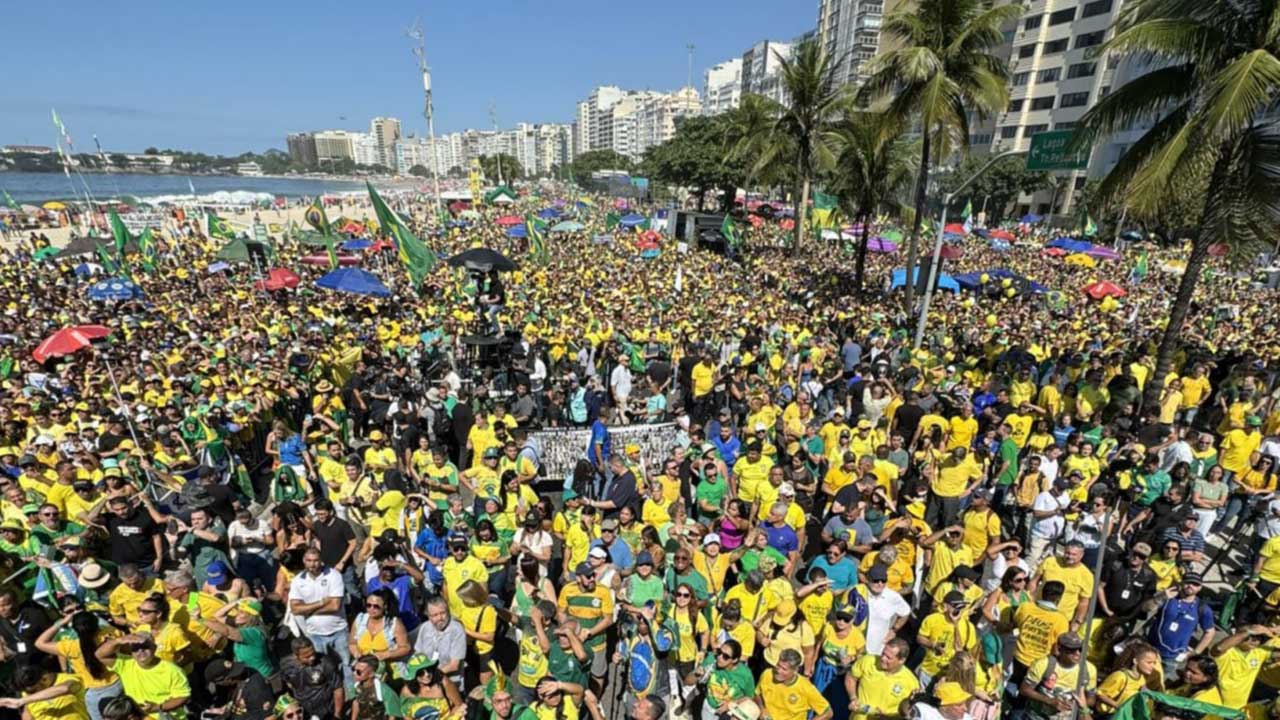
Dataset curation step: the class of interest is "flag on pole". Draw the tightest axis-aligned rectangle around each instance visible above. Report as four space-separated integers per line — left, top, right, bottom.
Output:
1084 214 1098 237
2 190 18 211
188 179 198 197
137 228 157 272
1132 249 1149 282
605 212 620 230
108 211 132 261
525 213 549 264
51 108 72 149
721 214 740 250
367 181 435 287
962 199 974 234
206 212 236 240
305 197 332 236
95 242 118 274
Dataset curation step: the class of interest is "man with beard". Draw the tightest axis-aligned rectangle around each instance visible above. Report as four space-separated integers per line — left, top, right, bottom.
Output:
280 638 344 720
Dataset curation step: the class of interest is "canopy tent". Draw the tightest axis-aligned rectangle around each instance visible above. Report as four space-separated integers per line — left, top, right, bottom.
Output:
891 267 959 293
943 223 968 236
939 245 964 260
989 229 1016 241
989 239 1012 252
315 267 390 297
1084 245 1121 260
253 268 301 291
484 186 518 205
56 235 109 258
1084 280 1127 299
1042 247 1068 257
953 269 1046 294
341 239 373 252
986 268 1047 293
447 248 518 272
1065 253 1098 268
537 208 561 220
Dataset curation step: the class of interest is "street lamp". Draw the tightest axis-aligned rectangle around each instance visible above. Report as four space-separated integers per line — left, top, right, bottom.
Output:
913 149 1027 350
408 19 444 218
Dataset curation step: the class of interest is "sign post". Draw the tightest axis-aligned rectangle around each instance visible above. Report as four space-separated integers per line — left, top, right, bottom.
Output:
1026 130 1090 171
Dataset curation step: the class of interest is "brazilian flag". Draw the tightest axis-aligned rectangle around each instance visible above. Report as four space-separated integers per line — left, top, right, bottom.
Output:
207 212 236 240
305 198 331 235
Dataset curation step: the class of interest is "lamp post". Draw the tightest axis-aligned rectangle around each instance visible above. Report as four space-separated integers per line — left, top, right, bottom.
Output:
408 19 444 218
913 149 1026 350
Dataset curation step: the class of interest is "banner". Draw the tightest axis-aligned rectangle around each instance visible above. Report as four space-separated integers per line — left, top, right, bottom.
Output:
119 212 167 233
530 422 679 480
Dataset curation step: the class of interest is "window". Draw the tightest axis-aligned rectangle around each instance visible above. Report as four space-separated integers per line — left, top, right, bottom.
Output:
1018 44 1037 59
970 133 993 145
1007 99 1025 112
1107 54 1120 69
1082 0 1114 18
1076 31 1106 49
1037 67 1061 83
1002 30 1016 44
1000 126 1019 139
1012 71 1030 86
1067 62 1097 79
1075 176 1088 190
1044 38 1069 54
1055 121 1078 130
1060 91 1090 108
1024 15 1043 31
1030 96 1055 111
1048 7 1076 25
1024 124 1049 136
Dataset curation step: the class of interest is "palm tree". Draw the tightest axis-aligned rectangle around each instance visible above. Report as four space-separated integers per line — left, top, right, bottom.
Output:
722 93 792 197
1075 0 1280 409
829 110 917 292
761 40 846 249
862 0 1022 310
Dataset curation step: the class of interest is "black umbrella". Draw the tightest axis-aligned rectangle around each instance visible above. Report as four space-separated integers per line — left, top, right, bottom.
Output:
57 235 107 258
447 248 518 273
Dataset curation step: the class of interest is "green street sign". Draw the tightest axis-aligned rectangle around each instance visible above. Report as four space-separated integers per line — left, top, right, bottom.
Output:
1026 130 1090 171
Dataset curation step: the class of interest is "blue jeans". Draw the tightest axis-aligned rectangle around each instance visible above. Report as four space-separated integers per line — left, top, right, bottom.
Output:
310 628 354 689
85 680 123 720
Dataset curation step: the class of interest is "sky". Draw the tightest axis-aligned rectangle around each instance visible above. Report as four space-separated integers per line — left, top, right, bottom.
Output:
0 0 814 156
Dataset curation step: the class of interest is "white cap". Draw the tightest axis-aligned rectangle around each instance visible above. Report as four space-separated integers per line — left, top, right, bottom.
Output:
779 482 795 496
34 435 55 446
588 547 609 560
702 533 722 546
753 422 767 432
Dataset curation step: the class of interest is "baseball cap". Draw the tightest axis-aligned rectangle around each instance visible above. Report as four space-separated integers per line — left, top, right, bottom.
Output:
778 482 795 497
636 551 654 567
589 546 609 560
1182 572 1204 585
867 565 889 583
944 591 967 606
205 561 229 585
1058 633 1084 650
574 561 595 576
483 447 500 459
702 533 722 547
935 681 972 707
368 430 385 441
600 518 620 531
1131 541 1153 556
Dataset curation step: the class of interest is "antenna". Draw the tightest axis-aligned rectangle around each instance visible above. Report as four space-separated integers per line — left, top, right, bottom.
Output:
405 15 442 214
686 43 695 89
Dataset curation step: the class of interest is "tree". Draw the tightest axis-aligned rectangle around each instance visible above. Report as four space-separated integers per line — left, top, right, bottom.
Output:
143 147 159 155
108 153 130 169
1075 0 1280 410
862 0 1022 309
759 40 845 249
937 156 1053 225
641 115 746 211
408 165 430 178
827 110 917 292
723 94 795 201
570 150 632 181
478 154 523 182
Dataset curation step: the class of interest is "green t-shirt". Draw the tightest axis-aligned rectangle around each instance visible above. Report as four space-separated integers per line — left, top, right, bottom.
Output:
626 574 665 608
738 547 786 574
997 438 1021 486
31 521 84 546
664 567 710 603
695 477 728 520
233 625 274 678
547 643 588 689
705 662 756 708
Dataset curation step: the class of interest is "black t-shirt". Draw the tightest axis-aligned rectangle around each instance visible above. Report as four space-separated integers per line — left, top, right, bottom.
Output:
204 484 237 526
605 471 639 519
282 655 343 720
1102 559 1158 615
895 404 925 443
231 672 275 720
312 517 356 568
104 507 159 566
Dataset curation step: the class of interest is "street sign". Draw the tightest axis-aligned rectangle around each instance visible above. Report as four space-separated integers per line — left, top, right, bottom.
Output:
1026 130 1090 171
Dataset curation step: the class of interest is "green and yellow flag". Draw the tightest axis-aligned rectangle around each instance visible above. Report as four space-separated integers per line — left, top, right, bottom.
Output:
207 212 236 240
108 211 133 262
305 198 331 236
721 214 739 250
605 212 620 230
2 190 18 211
137 228 157 272
367 182 435 287
525 213 549 265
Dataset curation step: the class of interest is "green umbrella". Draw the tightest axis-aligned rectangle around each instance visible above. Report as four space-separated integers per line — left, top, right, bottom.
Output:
33 246 60 261
882 229 903 242
216 238 250 262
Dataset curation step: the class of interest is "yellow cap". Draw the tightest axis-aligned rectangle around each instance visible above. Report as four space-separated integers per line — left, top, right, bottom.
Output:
935 681 972 706
772 599 797 623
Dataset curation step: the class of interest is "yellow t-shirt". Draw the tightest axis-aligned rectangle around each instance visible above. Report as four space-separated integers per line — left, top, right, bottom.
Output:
799 591 835 636
1260 536 1280 585
457 602 498 654
1025 655 1097 701
1219 646 1271 709
1221 429 1261 475
933 456 982 497
961 508 1001 560
1181 376 1211 408
947 417 978 451
671 607 710 663
851 655 918 720
691 363 715 398
733 456 774 503
112 657 190 720
1038 557 1094 618
26 673 88 720
517 632 548 689
917 611 977 676
56 632 122 689
1097 669 1147 713
924 543 974 594
1013 602 1070 666
108 579 164 626
757 669 830 720
441 557 489 616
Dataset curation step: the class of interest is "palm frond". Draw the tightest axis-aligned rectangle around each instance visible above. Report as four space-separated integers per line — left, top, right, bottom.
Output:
1196 49 1280 141
1073 64 1196 145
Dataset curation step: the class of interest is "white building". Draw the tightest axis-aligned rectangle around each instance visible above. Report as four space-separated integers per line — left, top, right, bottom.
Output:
350 132 381 167
703 58 743 115
741 40 794 106
572 86 702 161
370 117 402 168
634 88 702 158
312 130 356 163
817 0 890 87
574 86 626 155
236 161 263 176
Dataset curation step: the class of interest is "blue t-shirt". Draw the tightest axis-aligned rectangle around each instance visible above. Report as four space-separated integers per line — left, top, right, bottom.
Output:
590 538 635 572
365 573 421 632
1148 596 1214 659
807 556 859 592
279 433 306 465
713 435 742 468
586 420 611 464
414 528 448 587
764 523 798 556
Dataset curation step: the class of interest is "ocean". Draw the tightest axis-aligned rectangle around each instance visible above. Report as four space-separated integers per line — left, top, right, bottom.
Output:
0 171 374 204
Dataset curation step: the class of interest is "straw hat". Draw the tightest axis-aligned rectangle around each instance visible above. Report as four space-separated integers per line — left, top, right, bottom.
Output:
79 562 110 589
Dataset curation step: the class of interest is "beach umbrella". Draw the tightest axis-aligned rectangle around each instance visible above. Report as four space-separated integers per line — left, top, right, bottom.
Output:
216 239 251 263
891 268 959 292
315 267 390 298
989 239 1012 252
496 215 523 226
253 268 301 292
1084 281 1126 299
939 244 964 260
1084 245 1121 260
551 221 584 233
341 239 373 252
301 254 361 267
370 239 395 253
1064 253 1097 268
507 225 528 238
990 229 1015 241
339 221 364 235
867 237 898 253
86 278 143 302
537 208 560 220
447 248 517 273
1208 243 1229 257
619 213 647 228
943 223 968 236
1043 247 1068 257
881 229 903 242
33 325 112 363
42 201 67 211
33 247 61 261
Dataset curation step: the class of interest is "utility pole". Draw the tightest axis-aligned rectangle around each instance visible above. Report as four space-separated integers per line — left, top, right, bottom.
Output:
489 103 504 185
406 18 443 217
686 43 695 89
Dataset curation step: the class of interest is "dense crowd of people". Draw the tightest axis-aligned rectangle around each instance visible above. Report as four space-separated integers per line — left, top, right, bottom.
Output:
1 186 1280 720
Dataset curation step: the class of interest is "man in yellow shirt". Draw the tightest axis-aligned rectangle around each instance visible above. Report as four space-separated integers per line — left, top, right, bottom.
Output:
1012 580 1070 674
8 667 90 720
109 564 165 628
916 591 978 685
921 525 975 596
946 404 978 451
1030 541 1094 630
928 446 983 528
732 443 774 507
1179 363 1212 424
1221 418 1263 478
756 648 832 720
960 489 1001 561
441 537 488 617
848 638 919 720
819 409 851 453
1212 624 1280 709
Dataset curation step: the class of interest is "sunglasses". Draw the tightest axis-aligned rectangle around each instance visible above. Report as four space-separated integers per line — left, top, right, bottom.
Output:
367 602 385 610
138 607 159 615
675 591 691 598
869 578 886 584
1012 577 1028 583
1133 552 1149 559
717 651 737 660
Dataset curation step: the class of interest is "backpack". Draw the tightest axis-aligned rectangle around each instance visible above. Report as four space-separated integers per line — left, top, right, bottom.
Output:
570 388 588 424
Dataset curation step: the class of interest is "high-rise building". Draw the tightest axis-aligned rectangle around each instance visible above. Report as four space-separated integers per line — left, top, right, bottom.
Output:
351 132 380 167
574 86 627 156
312 130 357 164
703 59 743 115
741 40 794 106
369 117 402 168
966 0 1126 216
818 0 893 87
572 86 702 161
286 132 317 167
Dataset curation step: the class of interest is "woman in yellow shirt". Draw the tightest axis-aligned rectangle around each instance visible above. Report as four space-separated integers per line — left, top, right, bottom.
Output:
757 599 816 672
1096 642 1161 714
34 611 122 720
346 590 411 678
668 583 709 694
1149 540 1184 591
456 580 498 687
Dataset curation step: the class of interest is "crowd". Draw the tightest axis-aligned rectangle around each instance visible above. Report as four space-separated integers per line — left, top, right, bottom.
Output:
0 185 1279 720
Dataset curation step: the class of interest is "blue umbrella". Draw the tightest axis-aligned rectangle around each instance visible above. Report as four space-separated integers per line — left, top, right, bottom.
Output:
341 239 372 251
87 278 143 301
619 213 646 228
890 268 959 292
989 239 1012 252
537 208 560 220
314 268 390 298
507 225 528 238
73 263 101 278
1020 213 1044 224
446 220 469 229
551 221 584 233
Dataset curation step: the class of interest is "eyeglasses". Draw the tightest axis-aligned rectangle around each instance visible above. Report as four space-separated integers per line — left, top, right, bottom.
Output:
1012 577 1028 584
717 651 737 660
869 579 886 584
138 607 159 615
367 602 384 610
675 591 691 598
1133 552 1149 560
835 615 853 623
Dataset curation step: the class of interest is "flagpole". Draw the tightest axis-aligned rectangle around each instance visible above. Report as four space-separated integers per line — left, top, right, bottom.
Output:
409 20 444 218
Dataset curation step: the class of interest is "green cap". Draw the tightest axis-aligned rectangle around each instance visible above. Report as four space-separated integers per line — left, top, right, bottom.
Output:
1248 415 1263 427
562 488 579 501
406 654 436 677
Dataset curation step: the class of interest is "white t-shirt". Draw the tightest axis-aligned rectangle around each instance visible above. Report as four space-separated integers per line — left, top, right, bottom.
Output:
983 554 1031 592
1036 455 1060 487
227 519 273 562
1030 490 1067 539
288 568 348 636
863 587 912 655
1160 441 1194 472
611 364 633 399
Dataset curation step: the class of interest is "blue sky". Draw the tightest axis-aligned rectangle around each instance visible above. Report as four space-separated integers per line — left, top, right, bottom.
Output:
0 0 814 155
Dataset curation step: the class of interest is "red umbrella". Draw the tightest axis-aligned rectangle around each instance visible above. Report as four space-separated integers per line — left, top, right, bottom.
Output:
939 244 964 260
1084 280 1127 299
340 221 365 235
990 229 1015 241
944 223 968 236
253 268 301 291
779 218 795 230
1208 243 1229 257
496 215 523 226
1043 247 1068 257
369 239 396 253
34 325 111 363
